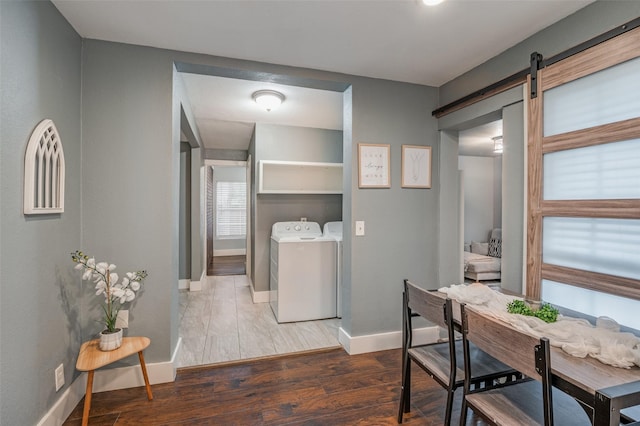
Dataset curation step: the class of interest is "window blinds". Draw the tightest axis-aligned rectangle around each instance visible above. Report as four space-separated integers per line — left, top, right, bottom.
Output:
216 182 246 238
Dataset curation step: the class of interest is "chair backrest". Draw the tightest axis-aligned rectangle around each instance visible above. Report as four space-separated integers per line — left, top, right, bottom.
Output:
404 279 448 329
461 304 541 379
461 303 554 425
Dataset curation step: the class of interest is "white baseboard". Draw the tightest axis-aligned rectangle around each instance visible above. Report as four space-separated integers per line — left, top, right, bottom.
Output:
37 338 182 426
338 326 439 355
250 286 270 304
178 279 190 290
189 270 207 292
36 373 87 426
213 249 246 257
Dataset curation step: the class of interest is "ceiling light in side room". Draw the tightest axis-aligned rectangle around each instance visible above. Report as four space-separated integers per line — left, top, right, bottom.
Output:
422 0 444 5
252 90 285 111
493 136 504 154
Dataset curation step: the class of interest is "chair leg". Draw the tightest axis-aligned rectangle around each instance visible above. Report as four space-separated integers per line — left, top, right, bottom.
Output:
405 359 411 413
397 355 411 423
459 397 468 426
397 387 405 423
444 387 455 426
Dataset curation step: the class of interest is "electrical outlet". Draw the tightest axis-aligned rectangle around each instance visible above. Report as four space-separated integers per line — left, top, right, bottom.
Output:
55 364 64 391
116 309 129 329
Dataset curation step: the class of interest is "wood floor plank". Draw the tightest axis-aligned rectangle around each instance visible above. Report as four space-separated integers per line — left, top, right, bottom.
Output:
63 348 489 425
208 255 246 276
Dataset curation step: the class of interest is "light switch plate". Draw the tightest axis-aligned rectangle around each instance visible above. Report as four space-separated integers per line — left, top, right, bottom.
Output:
355 220 365 236
55 364 64 391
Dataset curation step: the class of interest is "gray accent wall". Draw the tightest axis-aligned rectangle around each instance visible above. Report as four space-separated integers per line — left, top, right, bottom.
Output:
347 80 439 337
190 146 203 283
459 156 501 243
176 70 205 285
0 2 82 425
501 101 526 294
82 40 180 365
438 131 462 286
179 144 192 280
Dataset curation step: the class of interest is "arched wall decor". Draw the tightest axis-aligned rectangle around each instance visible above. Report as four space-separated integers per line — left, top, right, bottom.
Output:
24 119 65 214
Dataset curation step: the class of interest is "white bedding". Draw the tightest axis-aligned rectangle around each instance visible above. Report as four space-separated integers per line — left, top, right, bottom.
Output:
464 251 501 273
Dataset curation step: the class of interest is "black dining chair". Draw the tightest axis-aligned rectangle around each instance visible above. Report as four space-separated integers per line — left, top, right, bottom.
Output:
459 303 592 425
397 279 522 425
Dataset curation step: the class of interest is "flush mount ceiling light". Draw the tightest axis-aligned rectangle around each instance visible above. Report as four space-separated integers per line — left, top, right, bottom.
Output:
422 0 445 5
493 136 504 154
252 90 285 111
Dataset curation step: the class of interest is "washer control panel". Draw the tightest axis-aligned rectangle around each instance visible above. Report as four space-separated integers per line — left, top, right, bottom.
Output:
272 221 321 238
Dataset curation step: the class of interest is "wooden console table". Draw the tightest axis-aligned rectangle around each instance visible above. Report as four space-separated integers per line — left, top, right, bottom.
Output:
76 336 153 426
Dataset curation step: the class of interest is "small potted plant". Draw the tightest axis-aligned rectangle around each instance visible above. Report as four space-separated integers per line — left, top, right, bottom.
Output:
71 250 148 351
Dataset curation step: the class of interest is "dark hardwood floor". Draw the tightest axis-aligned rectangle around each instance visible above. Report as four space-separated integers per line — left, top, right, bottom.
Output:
208 255 246 276
63 348 487 425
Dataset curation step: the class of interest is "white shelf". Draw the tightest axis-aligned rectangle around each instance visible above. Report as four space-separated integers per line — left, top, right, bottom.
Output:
258 160 343 194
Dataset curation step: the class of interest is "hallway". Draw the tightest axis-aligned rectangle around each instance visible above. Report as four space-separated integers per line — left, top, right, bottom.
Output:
177 275 341 367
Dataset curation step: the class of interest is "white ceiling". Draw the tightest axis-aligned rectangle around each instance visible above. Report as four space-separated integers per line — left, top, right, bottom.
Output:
180 73 344 150
459 120 503 157
52 0 593 151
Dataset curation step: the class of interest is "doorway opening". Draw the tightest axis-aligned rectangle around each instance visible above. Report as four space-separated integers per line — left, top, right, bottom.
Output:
175 66 348 368
206 161 248 276
458 119 503 285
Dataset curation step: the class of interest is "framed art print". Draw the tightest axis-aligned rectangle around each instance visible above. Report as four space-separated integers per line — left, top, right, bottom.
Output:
358 143 390 188
401 145 431 188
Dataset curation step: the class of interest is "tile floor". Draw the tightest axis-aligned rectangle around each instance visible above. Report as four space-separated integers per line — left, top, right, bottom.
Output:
177 274 341 368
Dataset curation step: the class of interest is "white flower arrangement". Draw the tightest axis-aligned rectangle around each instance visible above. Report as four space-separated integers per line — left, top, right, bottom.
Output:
71 250 148 333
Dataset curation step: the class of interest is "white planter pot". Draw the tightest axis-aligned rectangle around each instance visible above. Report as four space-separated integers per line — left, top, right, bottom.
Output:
99 328 123 351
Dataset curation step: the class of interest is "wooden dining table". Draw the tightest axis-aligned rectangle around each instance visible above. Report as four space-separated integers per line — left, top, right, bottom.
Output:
432 285 640 425
550 344 640 425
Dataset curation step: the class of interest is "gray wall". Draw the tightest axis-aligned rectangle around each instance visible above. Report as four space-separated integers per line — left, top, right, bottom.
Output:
253 124 343 293
179 144 191 279
347 80 439 336
0 2 82 425
501 101 526 294
82 40 181 363
248 132 257 284
190 146 203 282
493 156 502 228
176 71 204 284
438 131 462 285
459 156 500 243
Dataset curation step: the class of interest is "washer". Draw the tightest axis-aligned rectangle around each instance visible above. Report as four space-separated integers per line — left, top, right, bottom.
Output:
323 221 343 318
270 221 337 323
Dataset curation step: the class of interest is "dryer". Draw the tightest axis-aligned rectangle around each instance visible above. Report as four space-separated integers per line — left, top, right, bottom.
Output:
323 221 343 318
270 221 337 323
